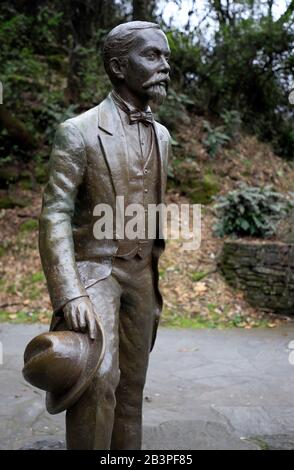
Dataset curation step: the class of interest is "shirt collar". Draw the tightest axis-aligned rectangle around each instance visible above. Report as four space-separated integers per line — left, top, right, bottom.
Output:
111 90 152 115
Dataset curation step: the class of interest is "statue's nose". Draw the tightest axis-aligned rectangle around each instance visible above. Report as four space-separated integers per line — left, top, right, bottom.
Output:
159 56 170 74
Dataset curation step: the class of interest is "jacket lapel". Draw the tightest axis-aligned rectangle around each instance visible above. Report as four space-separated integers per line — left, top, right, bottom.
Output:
97 94 129 199
97 94 168 204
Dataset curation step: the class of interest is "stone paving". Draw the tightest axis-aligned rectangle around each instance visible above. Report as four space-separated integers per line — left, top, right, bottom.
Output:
1 323 294 450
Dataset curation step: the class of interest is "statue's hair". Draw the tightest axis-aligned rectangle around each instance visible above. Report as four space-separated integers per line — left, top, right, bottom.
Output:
103 21 160 82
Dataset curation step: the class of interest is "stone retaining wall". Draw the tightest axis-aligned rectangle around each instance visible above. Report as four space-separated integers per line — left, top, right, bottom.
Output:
219 241 294 314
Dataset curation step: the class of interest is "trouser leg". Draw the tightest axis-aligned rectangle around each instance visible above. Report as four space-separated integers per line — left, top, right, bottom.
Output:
110 257 156 450
66 275 122 450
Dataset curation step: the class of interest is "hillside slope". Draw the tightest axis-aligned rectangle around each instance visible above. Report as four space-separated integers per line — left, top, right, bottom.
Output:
1 117 294 328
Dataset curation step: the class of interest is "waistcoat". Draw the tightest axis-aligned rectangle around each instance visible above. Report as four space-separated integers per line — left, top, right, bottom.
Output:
116 126 160 259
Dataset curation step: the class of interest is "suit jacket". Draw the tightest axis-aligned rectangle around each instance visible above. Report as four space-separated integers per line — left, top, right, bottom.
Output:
39 93 171 344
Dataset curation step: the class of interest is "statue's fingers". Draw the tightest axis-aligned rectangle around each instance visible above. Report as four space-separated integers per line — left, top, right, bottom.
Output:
77 306 87 332
64 310 73 331
86 311 97 340
71 309 79 331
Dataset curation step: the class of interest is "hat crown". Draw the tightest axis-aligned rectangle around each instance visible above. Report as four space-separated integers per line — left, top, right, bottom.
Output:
23 332 87 394
22 323 105 415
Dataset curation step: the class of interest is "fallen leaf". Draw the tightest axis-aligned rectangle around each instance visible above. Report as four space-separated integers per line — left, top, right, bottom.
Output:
194 282 207 295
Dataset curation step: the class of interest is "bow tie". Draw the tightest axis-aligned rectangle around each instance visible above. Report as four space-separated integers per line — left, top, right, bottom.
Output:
128 110 154 126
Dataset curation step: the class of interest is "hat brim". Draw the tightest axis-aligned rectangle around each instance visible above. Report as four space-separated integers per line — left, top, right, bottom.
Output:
46 322 105 415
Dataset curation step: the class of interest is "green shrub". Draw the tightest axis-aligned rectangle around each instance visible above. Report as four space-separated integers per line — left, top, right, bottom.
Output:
220 110 242 140
202 121 231 157
214 184 294 238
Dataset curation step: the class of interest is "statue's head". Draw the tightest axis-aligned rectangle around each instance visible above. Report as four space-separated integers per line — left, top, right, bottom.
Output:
103 21 170 105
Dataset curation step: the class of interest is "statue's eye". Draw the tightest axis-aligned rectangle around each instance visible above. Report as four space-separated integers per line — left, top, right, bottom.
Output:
147 52 157 60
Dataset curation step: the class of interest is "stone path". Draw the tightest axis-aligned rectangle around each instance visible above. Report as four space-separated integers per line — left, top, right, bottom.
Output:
1 323 294 450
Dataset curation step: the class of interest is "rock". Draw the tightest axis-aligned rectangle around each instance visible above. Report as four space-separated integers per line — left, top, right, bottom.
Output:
276 208 294 244
219 240 294 314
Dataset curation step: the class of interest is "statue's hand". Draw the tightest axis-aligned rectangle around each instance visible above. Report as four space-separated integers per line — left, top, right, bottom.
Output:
63 297 98 340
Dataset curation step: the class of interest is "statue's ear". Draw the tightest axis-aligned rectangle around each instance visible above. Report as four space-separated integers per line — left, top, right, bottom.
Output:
109 57 125 81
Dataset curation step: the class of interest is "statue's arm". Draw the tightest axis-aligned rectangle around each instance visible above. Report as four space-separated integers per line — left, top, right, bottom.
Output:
39 121 88 315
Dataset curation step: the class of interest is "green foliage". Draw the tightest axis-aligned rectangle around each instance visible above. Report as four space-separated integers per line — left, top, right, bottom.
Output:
34 6 63 51
188 173 220 204
0 0 293 171
191 271 210 282
0 3 123 167
204 15 293 119
202 121 231 157
161 305 274 329
214 184 294 238
164 4 294 158
202 111 242 157
34 159 49 184
156 88 192 130
220 110 242 140
38 102 79 143
77 42 112 106
165 30 202 88
30 271 45 283
19 219 39 233
171 163 220 204
273 121 294 160
0 3 67 169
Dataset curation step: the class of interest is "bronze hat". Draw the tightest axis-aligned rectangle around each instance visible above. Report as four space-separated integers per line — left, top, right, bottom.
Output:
22 326 105 415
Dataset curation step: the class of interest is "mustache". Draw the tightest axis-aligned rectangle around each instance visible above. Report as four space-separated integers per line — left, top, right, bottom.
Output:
142 74 170 89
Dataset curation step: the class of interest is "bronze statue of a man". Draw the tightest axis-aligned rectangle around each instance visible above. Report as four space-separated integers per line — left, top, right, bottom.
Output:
24 21 171 450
